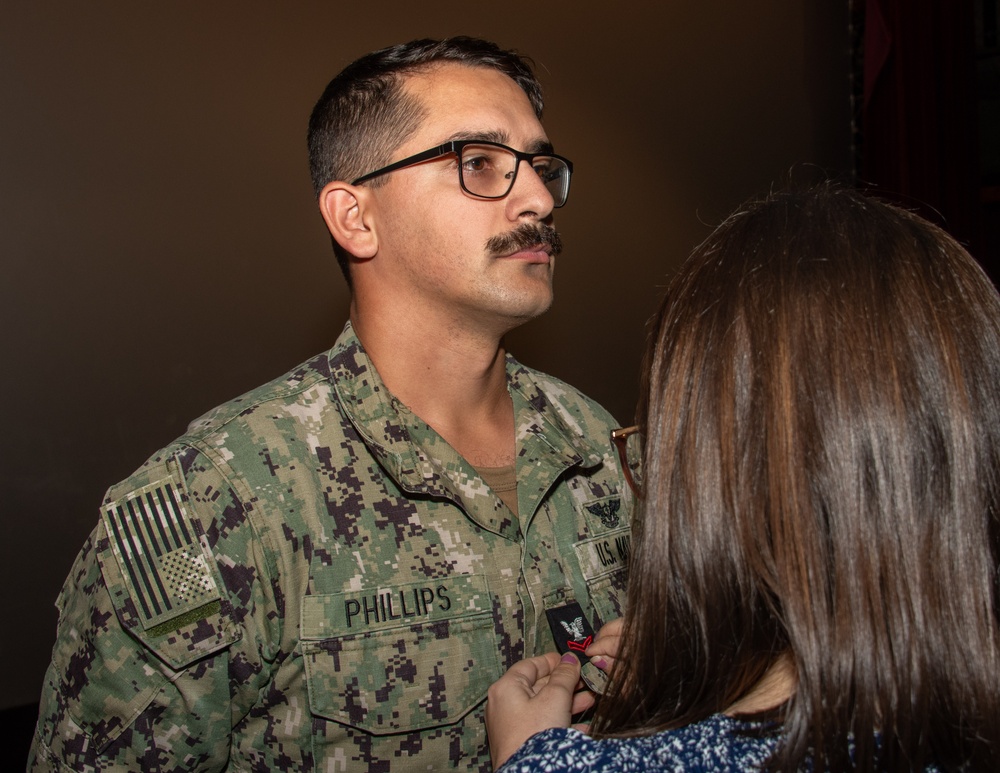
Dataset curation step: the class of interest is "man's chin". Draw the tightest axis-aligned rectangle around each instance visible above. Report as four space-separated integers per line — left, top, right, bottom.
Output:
507 293 555 324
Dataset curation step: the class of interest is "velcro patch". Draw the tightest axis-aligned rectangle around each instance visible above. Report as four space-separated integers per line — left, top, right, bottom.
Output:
102 480 220 631
574 527 631 583
584 496 622 528
302 574 492 638
545 601 608 694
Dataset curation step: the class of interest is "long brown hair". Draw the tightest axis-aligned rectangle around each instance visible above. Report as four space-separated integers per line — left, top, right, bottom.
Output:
592 185 1000 770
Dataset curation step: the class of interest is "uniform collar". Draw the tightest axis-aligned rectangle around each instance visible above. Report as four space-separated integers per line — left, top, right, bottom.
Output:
327 322 604 534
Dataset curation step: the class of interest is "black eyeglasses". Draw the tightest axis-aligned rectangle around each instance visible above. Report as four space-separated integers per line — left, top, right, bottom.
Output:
351 140 574 208
611 425 643 498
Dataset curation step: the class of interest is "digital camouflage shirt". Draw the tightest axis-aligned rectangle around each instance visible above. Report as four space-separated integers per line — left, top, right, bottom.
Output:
30 322 632 772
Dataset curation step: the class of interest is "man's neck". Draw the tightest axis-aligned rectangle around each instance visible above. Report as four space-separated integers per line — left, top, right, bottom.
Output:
350 305 517 467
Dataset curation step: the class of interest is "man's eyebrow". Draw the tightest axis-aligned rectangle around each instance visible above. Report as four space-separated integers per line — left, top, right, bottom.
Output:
527 138 555 155
445 129 509 145
443 130 555 155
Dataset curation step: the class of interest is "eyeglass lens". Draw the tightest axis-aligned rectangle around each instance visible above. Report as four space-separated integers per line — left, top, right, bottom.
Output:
459 144 570 206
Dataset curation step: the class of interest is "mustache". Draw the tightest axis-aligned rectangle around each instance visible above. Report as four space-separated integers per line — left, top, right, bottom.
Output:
485 223 563 257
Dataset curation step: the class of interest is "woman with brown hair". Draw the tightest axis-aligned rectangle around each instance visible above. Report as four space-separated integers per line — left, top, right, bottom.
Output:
486 184 1000 771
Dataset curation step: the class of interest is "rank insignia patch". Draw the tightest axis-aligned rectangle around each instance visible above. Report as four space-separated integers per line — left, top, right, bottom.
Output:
585 497 621 528
103 480 220 631
546 601 608 694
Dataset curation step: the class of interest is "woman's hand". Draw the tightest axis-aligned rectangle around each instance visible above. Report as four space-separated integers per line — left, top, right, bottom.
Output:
486 652 595 770
586 616 623 675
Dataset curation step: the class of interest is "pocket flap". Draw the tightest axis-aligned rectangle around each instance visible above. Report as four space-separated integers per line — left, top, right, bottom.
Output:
301 575 501 734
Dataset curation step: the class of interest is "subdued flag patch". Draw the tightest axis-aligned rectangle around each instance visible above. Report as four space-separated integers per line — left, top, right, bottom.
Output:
102 479 220 631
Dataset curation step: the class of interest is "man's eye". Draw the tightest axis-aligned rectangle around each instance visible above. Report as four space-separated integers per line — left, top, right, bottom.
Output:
462 156 490 173
532 160 555 178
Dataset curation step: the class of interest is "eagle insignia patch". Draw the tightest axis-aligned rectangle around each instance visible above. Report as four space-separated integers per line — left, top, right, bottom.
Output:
546 601 608 694
585 498 621 528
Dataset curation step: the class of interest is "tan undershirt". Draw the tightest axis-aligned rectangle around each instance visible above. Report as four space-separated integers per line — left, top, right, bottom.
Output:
473 463 519 519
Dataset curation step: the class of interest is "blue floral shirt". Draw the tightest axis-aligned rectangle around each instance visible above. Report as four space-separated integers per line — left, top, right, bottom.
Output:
497 714 945 772
498 715 778 772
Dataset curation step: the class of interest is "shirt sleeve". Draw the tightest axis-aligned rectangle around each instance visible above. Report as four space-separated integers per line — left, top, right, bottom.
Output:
28 447 278 772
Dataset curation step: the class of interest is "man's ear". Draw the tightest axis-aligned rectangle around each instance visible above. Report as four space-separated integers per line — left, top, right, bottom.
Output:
318 182 378 259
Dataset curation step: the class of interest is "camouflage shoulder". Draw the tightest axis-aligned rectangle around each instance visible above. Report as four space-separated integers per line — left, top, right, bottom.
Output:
99 448 242 669
184 349 335 440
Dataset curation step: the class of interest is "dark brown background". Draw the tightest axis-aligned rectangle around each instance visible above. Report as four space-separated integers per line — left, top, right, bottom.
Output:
0 2 852 710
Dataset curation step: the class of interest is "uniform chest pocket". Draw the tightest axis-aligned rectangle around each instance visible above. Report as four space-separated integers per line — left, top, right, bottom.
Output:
300 575 502 735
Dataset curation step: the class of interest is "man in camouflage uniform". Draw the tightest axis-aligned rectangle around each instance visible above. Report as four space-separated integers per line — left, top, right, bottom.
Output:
30 37 632 771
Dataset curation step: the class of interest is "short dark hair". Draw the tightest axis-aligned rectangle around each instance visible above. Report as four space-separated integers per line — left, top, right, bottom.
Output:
593 184 1000 770
307 37 544 283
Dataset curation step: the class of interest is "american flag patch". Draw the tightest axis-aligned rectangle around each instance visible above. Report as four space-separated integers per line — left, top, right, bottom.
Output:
102 479 220 630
